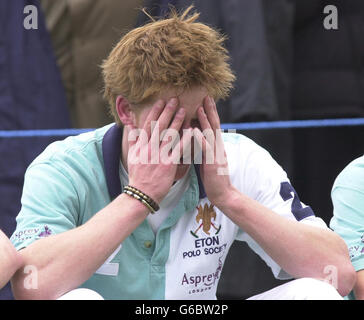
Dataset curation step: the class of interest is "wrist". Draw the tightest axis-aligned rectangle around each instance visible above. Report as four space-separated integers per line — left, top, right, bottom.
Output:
213 186 241 213
127 180 165 205
116 193 150 218
123 185 160 214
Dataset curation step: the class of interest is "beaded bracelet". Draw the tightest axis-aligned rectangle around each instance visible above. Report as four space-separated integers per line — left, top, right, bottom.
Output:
123 185 160 214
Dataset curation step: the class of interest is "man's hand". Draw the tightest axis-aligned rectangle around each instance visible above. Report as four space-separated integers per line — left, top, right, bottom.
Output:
192 99 356 296
127 98 193 204
193 96 236 209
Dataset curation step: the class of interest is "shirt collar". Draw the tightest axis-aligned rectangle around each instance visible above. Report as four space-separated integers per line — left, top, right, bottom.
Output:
102 123 206 201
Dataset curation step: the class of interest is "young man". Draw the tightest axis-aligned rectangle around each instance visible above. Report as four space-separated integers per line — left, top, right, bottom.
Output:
330 155 364 300
11 7 355 300
0 230 23 290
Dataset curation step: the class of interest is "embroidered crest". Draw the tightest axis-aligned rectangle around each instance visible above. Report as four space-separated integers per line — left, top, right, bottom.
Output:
38 225 52 238
190 203 221 238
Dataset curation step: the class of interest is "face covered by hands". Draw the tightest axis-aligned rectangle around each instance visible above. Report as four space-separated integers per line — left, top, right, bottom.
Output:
122 87 234 207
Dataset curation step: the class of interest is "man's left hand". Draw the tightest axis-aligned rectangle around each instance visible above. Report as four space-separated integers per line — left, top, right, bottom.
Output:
193 96 237 209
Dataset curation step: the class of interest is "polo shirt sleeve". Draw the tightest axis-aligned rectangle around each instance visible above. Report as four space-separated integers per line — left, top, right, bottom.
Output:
233 138 327 279
11 161 79 250
330 158 364 272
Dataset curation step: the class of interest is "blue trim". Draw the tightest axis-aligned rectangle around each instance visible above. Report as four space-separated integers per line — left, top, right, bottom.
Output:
2 117 364 138
221 118 364 130
0 128 94 138
102 124 123 201
193 164 206 199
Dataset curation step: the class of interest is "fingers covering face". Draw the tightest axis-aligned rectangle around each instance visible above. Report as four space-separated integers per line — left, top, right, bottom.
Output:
127 96 226 166
143 100 165 140
203 96 220 132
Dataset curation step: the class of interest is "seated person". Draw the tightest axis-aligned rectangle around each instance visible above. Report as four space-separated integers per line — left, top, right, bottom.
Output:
331 155 364 299
10 6 354 300
0 230 23 290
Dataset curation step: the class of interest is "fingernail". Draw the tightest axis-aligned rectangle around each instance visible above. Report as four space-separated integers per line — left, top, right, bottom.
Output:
155 99 165 108
177 108 185 115
169 98 178 107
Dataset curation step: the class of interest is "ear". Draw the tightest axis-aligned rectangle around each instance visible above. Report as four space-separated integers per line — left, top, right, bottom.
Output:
116 95 136 126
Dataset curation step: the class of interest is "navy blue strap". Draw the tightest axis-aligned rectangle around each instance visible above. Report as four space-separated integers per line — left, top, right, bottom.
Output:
193 163 206 199
102 124 123 200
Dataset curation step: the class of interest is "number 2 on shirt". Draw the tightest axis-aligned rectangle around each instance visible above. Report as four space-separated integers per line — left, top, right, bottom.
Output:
279 182 314 221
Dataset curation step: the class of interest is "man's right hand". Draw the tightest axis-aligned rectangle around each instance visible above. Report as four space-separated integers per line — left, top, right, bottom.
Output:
127 98 193 204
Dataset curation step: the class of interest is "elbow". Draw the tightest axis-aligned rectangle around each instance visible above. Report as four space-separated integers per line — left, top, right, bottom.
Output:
11 265 60 300
337 262 356 297
336 235 357 297
11 268 30 300
10 268 41 300
11 275 24 300
11 276 58 300
324 232 356 297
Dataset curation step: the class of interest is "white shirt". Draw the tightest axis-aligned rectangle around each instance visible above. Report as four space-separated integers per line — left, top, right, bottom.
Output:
119 162 191 234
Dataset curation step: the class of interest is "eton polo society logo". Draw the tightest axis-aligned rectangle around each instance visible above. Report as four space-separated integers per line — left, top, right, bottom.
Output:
183 204 227 260
190 204 221 238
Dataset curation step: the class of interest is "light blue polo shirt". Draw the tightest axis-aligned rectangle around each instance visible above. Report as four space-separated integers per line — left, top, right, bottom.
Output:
11 123 327 299
330 155 364 300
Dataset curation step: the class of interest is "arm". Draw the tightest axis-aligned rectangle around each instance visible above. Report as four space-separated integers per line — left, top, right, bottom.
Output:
217 189 355 297
0 230 23 289
12 98 191 300
12 194 149 299
194 96 356 297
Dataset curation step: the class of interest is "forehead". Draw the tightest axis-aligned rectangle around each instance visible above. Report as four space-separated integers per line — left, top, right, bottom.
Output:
158 86 208 116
